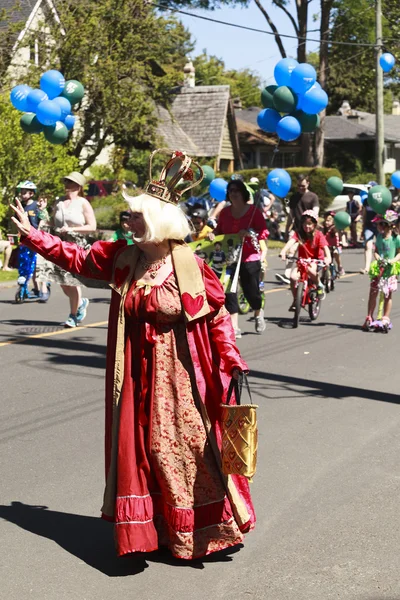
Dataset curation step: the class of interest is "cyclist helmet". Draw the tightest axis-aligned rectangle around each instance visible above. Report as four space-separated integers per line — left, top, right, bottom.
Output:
250 177 259 184
190 208 208 221
301 209 319 223
17 180 37 191
367 181 378 187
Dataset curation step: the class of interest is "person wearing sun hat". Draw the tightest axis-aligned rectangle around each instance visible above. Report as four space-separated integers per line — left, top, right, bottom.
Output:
10 148 255 560
46 170 97 327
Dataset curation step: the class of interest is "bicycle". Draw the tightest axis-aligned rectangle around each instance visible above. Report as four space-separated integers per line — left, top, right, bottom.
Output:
238 279 265 315
322 247 338 294
292 258 326 328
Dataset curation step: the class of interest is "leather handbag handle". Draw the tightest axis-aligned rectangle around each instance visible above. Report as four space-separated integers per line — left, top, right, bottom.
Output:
224 372 253 406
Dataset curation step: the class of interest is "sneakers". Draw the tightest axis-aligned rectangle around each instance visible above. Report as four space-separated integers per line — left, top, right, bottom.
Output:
234 328 242 339
64 314 78 328
317 282 326 299
38 292 49 303
288 301 296 312
255 310 266 334
76 298 89 323
275 273 290 285
338 268 345 277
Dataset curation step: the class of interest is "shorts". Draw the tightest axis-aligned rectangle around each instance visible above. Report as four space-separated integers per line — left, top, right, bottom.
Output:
364 229 376 242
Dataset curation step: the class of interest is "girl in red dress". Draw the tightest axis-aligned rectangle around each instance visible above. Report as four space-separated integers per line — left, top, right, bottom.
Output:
11 150 255 561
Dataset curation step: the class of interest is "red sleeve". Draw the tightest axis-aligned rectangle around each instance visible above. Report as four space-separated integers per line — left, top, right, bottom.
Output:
317 231 328 248
21 227 126 281
213 207 228 235
250 207 269 240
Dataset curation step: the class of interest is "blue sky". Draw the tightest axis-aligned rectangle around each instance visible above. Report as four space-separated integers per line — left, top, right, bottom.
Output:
177 1 321 86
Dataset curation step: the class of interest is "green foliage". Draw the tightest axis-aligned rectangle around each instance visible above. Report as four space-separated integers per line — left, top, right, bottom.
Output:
219 166 342 211
0 94 78 228
17 1 194 169
327 0 399 114
193 52 262 108
91 192 133 229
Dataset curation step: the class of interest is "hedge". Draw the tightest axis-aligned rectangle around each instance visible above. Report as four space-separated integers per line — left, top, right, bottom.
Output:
91 191 135 230
218 167 343 212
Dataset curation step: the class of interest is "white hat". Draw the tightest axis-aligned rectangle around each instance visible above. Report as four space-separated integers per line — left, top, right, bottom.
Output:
250 177 259 184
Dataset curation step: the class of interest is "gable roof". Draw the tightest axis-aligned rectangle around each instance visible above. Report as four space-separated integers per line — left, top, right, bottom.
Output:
156 105 201 156
169 85 232 156
0 0 64 48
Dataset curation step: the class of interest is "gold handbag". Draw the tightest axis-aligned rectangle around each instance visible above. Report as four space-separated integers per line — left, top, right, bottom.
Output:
220 373 258 481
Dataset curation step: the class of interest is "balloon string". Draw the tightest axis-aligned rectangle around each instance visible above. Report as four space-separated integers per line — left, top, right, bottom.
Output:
269 141 280 169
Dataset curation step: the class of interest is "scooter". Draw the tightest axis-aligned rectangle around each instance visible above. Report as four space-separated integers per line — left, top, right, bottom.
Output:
15 276 51 303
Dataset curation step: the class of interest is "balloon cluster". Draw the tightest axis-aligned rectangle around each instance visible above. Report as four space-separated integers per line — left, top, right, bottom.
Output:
10 70 84 145
257 58 328 142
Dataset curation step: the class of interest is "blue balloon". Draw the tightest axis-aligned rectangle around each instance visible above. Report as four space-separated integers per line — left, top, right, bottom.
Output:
274 58 298 87
53 96 72 119
267 168 292 198
276 116 301 142
26 89 48 113
10 84 32 111
64 114 76 130
40 70 65 99
380 53 395 73
391 170 400 188
209 178 228 202
301 87 328 115
257 108 281 133
36 99 62 126
290 63 317 94
359 190 368 204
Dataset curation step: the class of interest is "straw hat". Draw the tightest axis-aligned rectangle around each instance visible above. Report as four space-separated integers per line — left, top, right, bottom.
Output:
64 171 86 187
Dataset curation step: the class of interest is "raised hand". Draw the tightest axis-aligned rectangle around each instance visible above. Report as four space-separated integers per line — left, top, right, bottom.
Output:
10 198 31 237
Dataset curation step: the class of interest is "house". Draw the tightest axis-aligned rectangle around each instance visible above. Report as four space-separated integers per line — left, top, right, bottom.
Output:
157 63 242 172
0 0 64 81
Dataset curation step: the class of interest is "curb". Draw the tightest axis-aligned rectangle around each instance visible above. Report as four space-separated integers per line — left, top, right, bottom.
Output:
0 280 17 289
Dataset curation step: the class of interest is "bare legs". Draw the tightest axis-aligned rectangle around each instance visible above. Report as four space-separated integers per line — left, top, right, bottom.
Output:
362 240 374 273
60 285 82 316
1 243 12 270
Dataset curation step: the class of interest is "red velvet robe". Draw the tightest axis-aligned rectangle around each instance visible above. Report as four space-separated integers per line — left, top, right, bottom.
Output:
22 228 256 558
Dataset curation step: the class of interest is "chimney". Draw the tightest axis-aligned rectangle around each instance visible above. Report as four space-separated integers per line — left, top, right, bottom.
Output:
183 61 195 88
392 100 400 116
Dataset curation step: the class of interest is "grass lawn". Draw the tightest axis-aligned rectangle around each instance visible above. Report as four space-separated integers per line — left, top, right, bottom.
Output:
268 240 285 250
0 269 17 283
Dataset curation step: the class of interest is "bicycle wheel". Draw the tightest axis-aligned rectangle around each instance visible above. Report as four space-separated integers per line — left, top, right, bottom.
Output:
324 268 331 294
15 288 23 304
238 292 251 315
308 291 321 321
330 265 336 291
293 281 304 329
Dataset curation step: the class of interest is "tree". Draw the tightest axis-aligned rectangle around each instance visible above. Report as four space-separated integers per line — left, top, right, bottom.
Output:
16 0 194 170
193 52 262 107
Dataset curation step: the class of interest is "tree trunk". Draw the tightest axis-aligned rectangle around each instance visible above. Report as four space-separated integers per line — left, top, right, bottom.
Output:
296 0 308 63
301 134 314 166
315 0 334 166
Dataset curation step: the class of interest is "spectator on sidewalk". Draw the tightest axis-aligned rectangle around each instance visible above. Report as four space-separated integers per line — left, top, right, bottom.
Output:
0 232 12 271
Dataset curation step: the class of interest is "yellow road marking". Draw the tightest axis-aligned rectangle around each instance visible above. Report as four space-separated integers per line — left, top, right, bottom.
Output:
0 320 108 348
0 273 361 349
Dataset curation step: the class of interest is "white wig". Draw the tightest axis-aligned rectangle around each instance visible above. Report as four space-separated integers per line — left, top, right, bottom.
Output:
123 192 191 243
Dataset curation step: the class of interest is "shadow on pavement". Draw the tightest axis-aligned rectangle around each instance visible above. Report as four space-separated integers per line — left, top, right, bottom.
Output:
250 370 400 405
0 502 243 575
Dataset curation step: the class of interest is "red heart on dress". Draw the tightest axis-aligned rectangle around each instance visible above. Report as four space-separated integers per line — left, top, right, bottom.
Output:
114 265 130 288
182 292 204 317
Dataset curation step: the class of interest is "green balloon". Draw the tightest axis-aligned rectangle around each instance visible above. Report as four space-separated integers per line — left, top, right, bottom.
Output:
326 176 343 196
261 85 278 109
292 110 320 133
334 211 351 231
43 121 69 145
20 112 43 134
61 79 85 105
368 185 392 215
273 86 298 114
202 165 215 186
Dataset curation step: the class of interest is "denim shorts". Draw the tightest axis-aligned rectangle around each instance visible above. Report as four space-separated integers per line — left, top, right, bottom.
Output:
364 228 376 242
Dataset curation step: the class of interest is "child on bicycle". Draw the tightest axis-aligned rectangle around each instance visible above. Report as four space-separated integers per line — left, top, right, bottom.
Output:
322 212 345 276
362 210 400 332
280 210 331 311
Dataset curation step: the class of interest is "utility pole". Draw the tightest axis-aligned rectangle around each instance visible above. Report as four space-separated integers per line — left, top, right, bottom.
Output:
375 0 385 184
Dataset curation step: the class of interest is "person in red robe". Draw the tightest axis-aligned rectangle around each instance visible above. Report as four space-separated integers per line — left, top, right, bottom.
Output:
11 150 256 560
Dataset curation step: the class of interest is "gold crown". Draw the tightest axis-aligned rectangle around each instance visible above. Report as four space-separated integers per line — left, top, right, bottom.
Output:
145 148 204 205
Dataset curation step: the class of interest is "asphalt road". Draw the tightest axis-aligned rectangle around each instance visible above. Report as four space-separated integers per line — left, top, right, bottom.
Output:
1 249 400 600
